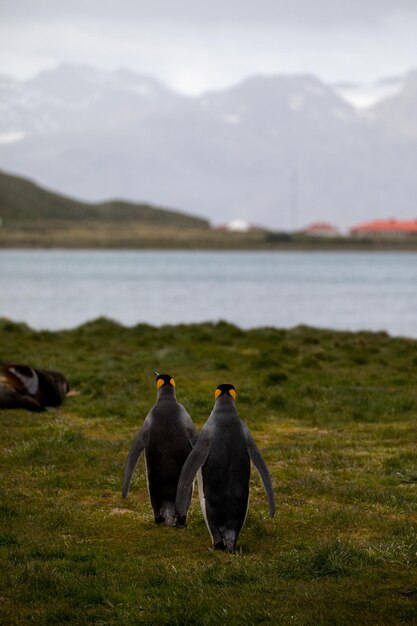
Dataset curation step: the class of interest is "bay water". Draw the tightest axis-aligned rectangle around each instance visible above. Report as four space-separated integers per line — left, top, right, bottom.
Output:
0 249 416 337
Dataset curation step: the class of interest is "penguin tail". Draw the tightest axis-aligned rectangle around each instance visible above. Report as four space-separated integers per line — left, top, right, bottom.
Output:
160 502 176 527
220 528 237 553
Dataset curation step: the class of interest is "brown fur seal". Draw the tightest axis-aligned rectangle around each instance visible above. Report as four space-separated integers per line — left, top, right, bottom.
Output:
0 364 69 411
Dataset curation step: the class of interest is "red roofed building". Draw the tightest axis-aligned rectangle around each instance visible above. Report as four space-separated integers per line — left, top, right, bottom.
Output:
350 219 417 237
301 222 340 237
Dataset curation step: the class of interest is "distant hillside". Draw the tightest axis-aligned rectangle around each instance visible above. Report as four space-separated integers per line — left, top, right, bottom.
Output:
2 169 417 251
0 170 209 229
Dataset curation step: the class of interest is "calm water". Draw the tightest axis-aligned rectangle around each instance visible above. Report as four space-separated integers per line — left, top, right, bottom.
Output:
0 250 416 337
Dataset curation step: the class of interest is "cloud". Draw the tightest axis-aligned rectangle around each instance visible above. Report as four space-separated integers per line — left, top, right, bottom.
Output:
3 0 417 27
1 0 417 93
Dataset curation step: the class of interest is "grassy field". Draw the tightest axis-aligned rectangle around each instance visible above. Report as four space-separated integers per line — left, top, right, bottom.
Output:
0 222 268 250
1 318 417 625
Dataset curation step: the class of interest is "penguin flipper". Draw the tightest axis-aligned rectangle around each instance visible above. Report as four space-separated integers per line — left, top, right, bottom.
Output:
122 420 150 498
243 427 276 517
175 431 211 516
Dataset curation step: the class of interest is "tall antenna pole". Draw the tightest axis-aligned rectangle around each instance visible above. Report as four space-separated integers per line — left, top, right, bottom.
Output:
290 166 299 232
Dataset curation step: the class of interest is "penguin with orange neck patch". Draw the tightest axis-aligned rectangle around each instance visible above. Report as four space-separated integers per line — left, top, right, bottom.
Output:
122 374 198 527
176 384 275 551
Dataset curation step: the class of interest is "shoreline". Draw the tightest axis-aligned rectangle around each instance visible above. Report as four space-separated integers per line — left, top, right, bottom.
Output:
2 220 417 252
1 240 417 252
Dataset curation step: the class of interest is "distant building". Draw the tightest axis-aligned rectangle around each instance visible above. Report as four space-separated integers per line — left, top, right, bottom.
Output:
301 222 340 237
214 219 263 233
350 219 417 237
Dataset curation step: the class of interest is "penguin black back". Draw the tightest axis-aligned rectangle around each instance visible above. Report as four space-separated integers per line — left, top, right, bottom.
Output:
176 383 275 551
122 373 198 527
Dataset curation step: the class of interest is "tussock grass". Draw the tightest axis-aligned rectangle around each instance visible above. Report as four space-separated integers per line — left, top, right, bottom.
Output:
1 318 417 624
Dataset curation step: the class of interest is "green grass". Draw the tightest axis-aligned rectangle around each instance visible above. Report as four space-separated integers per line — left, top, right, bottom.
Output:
1 318 417 624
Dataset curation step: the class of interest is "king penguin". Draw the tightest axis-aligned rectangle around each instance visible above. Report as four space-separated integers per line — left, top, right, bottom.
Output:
176 383 275 551
122 374 198 527
0 363 69 411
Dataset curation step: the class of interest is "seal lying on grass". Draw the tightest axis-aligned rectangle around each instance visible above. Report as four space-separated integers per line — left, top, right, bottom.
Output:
0 363 69 411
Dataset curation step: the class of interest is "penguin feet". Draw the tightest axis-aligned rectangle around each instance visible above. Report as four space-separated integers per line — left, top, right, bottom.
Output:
174 515 187 528
155 514 178 527
210 541 238 553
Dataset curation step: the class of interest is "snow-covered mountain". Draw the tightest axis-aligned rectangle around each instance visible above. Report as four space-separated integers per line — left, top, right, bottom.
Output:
369 70 417 139
1 63 416 229
333 76 405 110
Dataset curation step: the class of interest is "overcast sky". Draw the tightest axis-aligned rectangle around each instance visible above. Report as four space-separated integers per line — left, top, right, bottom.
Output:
1 0 417 94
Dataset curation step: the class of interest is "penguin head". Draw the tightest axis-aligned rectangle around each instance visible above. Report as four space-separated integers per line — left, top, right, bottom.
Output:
155 373 176 391
215 384 236 401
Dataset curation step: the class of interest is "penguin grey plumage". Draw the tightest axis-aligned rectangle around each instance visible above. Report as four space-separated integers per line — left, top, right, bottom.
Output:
0 363 69 411
176 383 275 551
122 374 198 527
